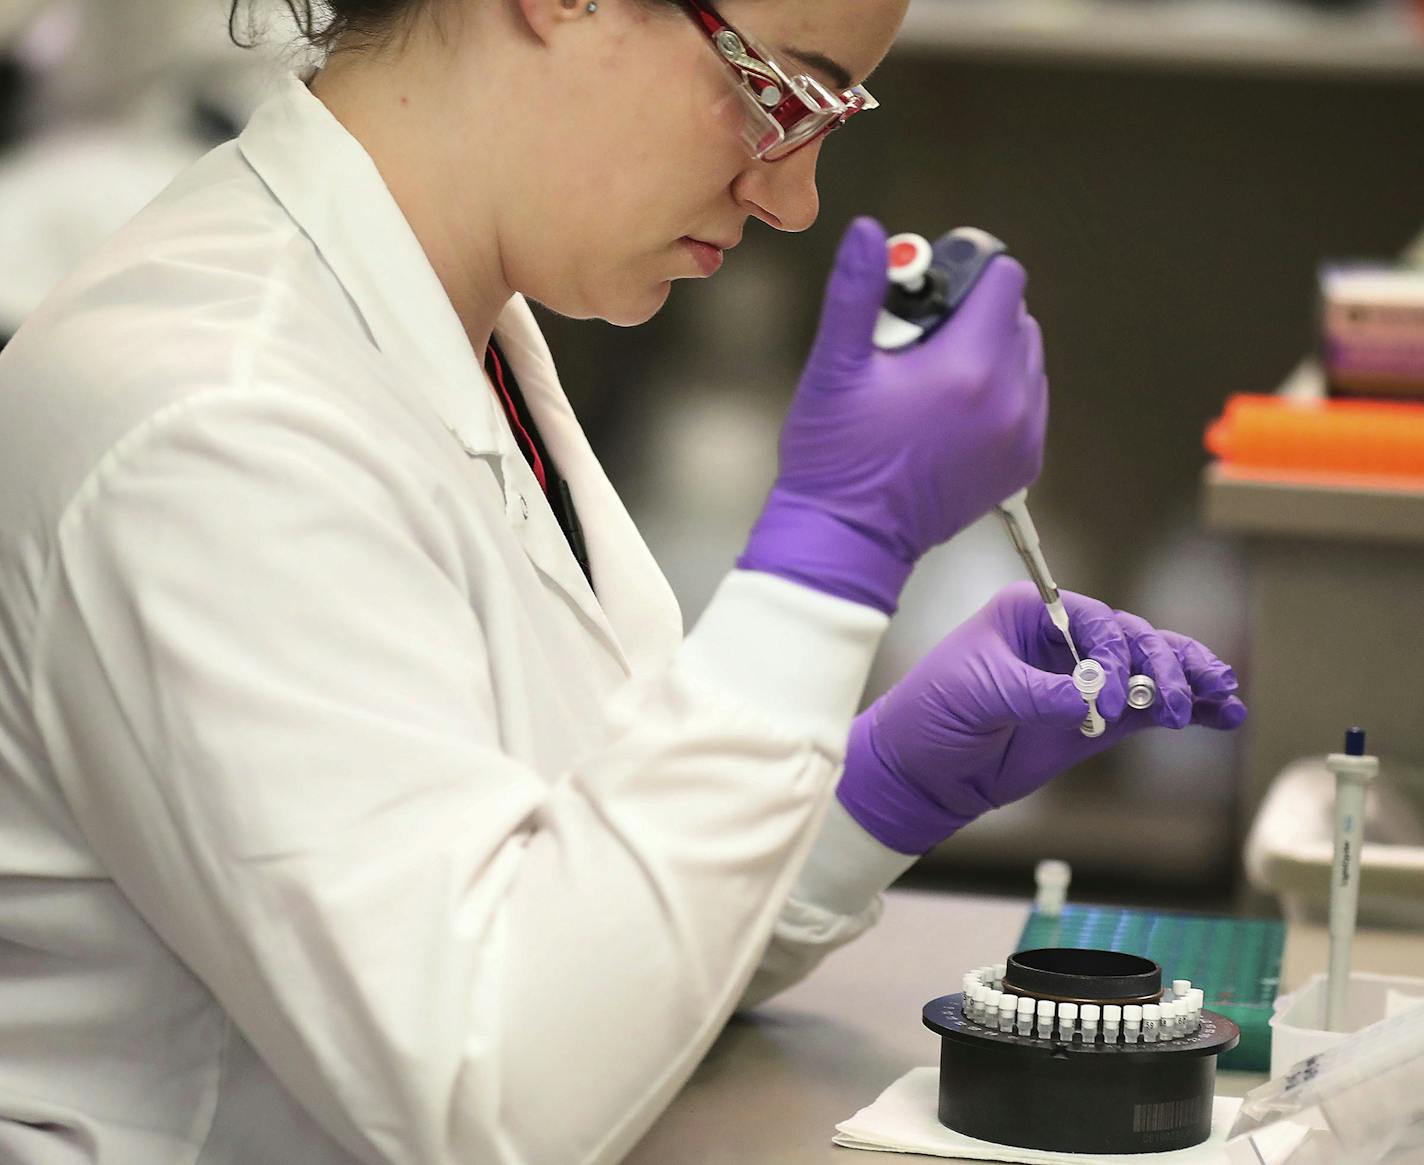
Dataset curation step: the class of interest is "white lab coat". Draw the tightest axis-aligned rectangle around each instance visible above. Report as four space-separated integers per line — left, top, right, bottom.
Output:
0 76 915 1164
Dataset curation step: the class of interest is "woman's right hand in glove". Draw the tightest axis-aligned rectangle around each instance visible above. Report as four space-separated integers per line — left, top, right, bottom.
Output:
738 216 1048 614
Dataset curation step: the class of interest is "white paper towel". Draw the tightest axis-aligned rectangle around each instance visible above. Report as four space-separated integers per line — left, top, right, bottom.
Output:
834 1067 1242 1162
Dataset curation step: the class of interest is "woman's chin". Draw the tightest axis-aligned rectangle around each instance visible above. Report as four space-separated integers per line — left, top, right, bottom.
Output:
599 281 674 328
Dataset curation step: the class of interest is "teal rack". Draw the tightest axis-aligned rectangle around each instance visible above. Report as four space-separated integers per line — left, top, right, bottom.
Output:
1017 904 1284 1072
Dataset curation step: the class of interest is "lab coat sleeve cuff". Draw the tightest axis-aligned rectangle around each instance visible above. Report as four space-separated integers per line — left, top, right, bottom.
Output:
790 796 921 918
678 569 889 756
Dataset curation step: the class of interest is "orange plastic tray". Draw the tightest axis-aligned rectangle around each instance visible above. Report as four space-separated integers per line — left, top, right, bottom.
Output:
1205 395 1424 483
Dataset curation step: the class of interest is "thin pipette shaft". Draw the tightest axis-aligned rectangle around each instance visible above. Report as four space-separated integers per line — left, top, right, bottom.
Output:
995 490 1081 664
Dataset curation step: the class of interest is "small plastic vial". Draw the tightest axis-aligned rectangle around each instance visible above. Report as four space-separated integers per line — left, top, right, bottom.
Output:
1127 674 1158 710
1160 1000 1178 1040
1058 1002 1079 1041
1081 1003 1102 1042
1016 997 1035 1036
1036 999 1055 1038
1142 1003 1161 1043
1123 1004 1143 1042
993 963 1008 989
1073 659 1108 737
998 993 1018 1033
972 984 990 1023
1173 979 1192 1000
986 989 1003 1025
1188 989 1205 1032
1102 1004 1122 1043
1034 859 1072 916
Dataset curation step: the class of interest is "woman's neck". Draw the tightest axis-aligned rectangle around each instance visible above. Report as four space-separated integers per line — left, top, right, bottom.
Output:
309 46 515 357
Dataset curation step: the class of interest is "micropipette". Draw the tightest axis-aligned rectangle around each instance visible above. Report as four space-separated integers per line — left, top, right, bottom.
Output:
1325 726 1379 1031
872 229 1086 668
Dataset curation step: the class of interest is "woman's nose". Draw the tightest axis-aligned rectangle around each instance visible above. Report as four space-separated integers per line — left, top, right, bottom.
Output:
734 140 822 233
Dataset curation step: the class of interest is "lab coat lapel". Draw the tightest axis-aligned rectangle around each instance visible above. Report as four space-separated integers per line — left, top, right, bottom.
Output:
493 300 685 677
237 76 502 464
237 77 634 668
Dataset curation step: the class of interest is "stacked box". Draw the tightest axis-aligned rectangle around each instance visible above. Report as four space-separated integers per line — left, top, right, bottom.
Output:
1321 265 1424 400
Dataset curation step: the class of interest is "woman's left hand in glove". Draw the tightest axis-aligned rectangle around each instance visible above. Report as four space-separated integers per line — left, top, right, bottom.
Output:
836 582 1247 855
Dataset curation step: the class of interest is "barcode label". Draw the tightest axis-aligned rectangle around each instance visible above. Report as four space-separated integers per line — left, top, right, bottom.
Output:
1133 1096 1204 1135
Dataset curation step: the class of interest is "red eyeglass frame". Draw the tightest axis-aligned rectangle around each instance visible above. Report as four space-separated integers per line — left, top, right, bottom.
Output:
679 0 878 162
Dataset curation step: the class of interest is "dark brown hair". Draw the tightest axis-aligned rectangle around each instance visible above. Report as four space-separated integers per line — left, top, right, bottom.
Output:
228 1 432 50
228 0 682 51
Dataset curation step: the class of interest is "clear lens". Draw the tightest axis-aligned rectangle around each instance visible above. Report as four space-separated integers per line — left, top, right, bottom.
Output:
711 66 846 160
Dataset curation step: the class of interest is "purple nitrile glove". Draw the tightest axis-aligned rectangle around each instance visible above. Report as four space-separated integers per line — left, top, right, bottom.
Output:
837 583 1249 855
737 217 1048 615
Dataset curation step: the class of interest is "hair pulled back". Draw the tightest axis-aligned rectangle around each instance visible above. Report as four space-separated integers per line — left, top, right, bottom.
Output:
228 0 682 51
228 0 431 51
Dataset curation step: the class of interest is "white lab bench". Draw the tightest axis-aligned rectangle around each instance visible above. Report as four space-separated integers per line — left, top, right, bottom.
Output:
624 888 1424 1162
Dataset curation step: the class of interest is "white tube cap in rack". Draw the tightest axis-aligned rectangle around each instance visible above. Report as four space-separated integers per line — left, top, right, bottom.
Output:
986 989 1003 1024
1142 1003 1161 1042
1017 997 1035 1035
1035 999 1054 1038
1058 1002 1079 1040
1188 989 1204 1032
998 994 1018 1032
1173 979 1192 999
1081 1003 1101 1041
993 963 1007 988
1123 1005 1143 1042
1102 1004 1122 1042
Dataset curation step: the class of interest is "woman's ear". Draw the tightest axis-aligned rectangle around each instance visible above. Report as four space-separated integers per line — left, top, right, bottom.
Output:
515 0 590 43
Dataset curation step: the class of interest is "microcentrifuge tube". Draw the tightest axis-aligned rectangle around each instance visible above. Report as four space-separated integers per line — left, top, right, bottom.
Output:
1081 1004 1101 1042
1103 1004 1122 1043
1058 1002 1079 1041
986 989 1003 1025
1036 999 1054 1038
1173 979 1191 999
1034 858 1071 915
1016 997 1035 1036
998 994 1018 1032
1188 989 1204 1032
993 962 1007 989
1161 1001 1178 1040
972 985 989 1022
1072 659 1107 738
1142 1004 1161 1043
1123 1005 1142 1042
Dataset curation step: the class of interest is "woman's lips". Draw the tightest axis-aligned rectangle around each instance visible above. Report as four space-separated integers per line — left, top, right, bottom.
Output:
680 237 725 277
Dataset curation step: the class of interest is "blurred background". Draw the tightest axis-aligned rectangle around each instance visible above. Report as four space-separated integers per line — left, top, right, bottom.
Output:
3 0 1422 915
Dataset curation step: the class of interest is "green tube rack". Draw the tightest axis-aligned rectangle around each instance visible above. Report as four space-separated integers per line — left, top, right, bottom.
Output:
1017 904 1284 1072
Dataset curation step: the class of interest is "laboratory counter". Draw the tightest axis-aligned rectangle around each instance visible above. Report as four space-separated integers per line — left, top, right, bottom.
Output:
625 887 1424 1163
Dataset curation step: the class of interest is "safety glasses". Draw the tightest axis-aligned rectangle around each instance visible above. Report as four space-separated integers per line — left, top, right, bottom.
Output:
681 0 878 162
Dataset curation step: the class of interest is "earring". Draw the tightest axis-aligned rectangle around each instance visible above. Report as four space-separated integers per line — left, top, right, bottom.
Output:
586 1 597 10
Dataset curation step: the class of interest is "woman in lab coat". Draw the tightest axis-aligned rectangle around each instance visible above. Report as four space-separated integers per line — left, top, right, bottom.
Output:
0 0 1247 1162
